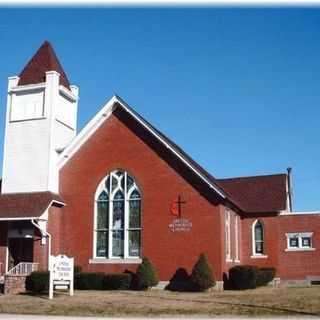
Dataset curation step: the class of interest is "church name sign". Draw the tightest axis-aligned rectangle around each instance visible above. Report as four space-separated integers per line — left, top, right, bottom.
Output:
49 254 74 299
169 195 192 232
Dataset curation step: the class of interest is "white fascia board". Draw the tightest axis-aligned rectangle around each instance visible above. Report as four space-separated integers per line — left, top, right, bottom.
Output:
58 96 226 199
57 95 117 167
280 211 320 216
0 216 42 221
9 82 46 93
59 85 78 102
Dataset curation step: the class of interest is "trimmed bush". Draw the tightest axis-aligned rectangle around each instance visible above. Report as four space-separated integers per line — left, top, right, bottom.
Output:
103 273 132 290
228 265 257 290
74 272 105 290
74 265 82 274
135 257 159 290
25 271 49 294
165 268 197 292
190 253 215 291
256 267 276 287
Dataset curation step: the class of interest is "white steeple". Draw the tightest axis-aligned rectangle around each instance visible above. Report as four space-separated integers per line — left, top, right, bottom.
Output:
2 41 79 194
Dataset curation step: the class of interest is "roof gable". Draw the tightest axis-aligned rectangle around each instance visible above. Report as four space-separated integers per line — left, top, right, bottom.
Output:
58 95 226 200
58 95 287 214
18 41 70 89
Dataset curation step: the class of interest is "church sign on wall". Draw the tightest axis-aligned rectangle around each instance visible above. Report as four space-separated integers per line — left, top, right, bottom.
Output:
168 195 192 232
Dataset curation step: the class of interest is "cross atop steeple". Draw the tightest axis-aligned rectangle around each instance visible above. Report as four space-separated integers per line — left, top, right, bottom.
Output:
18 40 70 89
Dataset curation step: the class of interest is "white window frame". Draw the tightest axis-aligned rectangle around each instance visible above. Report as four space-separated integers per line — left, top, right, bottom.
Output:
225 209 232 262
251 219 268 258
235 215 240 262
285 232 315 252
92 170 142 263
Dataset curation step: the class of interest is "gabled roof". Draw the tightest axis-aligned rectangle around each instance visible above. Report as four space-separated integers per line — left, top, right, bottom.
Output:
217 174 287 213
0 192 64 220
58 95 227 199
18 41 70 89
58 95 287 214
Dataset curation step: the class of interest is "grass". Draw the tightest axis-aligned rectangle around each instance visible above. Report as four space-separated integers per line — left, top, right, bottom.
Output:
0 286 319 317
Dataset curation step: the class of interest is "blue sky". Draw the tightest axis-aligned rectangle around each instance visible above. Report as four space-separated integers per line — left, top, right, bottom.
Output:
0 7 319 211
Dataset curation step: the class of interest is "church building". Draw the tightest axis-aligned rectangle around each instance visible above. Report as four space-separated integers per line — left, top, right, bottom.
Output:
0 41 319 289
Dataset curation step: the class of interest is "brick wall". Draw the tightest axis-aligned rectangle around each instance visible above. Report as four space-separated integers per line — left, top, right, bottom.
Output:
4 275 26 294
59 108 225 281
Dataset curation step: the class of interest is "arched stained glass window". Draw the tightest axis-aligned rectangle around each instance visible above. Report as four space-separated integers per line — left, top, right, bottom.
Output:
253 220 264 255
94 170 141 259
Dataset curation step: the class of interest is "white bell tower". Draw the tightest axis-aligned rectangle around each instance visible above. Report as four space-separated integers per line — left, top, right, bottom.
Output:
2 41 79 194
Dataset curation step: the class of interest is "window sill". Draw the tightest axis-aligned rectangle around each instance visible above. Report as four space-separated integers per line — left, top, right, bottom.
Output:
89 258 142 264
285 248 315 252
226 258 233 263
250 255 268 259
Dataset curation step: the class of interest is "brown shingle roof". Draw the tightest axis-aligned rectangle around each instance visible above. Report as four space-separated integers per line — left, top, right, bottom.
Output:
0 192 64 219
115 96 287 214
217 174 287 213
18 41 70 89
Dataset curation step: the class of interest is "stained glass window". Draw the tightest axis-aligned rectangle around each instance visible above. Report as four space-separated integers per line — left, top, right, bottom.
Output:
94 170 141 259
254 220 264 255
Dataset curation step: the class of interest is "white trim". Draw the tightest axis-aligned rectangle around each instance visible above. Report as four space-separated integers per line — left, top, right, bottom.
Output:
285 232 314 250
280 211 320 216
250 255 268 259
59 85 78 102
285 248 315 252
235 214 240 262
0 217 42 221
58 96 226 199
89 258 142 264
225 209 231 261
9 82 46 93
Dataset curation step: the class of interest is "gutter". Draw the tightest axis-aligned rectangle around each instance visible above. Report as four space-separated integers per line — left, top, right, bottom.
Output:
31 219 51 271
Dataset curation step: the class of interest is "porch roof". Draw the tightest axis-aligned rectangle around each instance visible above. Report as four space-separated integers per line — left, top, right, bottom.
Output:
0 192 64 220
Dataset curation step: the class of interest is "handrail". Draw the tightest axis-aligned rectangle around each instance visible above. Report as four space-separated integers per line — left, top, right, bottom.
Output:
7 262 39 275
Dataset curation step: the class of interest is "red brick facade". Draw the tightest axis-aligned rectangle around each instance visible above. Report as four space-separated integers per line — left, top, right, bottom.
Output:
0 105 319 285
1 42 319 289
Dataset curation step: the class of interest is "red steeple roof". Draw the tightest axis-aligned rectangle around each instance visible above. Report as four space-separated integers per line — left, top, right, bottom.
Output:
18 41 70 89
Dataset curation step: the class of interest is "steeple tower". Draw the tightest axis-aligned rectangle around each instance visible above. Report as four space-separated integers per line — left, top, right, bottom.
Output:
2 41 79 194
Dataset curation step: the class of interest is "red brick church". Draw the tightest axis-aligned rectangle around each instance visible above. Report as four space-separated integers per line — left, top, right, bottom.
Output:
0 41 319 289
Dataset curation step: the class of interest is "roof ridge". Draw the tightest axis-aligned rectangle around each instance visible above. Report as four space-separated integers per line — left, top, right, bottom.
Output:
217 173 287 181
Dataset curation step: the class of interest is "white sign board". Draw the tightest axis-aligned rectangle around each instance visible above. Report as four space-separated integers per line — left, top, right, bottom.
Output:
49 254 74 299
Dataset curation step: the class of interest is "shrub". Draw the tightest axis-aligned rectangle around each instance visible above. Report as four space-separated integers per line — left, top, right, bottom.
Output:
74 272 105 290
190 253 215 291
103 273 132 290
74 265 82 274
135 257 159 290
228 265 258 290
256 267 276 287
165 268 197 292
25 271 49 294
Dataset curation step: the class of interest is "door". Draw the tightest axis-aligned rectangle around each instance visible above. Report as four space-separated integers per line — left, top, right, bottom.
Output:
8 238 33 270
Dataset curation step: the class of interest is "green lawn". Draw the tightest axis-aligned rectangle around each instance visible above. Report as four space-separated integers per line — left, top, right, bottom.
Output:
0 286 319 317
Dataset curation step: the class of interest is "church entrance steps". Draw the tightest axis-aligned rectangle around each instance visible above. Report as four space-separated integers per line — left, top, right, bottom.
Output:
4 274 27 295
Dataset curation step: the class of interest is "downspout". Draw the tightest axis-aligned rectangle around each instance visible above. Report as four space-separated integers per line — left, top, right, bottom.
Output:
287 167 293 212
31 219 51 271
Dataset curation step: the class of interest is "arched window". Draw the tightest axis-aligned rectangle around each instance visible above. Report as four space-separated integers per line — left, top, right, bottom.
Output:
94 170 141 259
252 220 264 255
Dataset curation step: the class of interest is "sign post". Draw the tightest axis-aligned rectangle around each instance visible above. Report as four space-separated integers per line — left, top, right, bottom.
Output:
49 254 74 299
